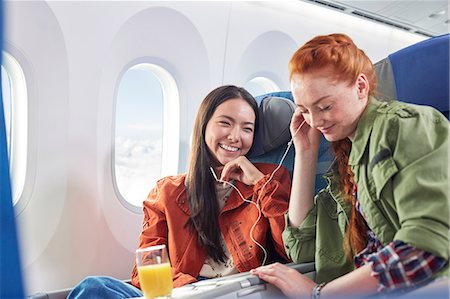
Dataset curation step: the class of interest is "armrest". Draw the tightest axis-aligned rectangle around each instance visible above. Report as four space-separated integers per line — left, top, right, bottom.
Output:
28 279 133 299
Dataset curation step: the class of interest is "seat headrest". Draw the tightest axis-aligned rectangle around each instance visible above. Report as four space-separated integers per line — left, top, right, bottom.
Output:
248 96 296 157
374 34 449 117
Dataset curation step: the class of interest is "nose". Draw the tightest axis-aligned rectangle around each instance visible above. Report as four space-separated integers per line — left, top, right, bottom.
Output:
227 126 240 142
309 112 323 128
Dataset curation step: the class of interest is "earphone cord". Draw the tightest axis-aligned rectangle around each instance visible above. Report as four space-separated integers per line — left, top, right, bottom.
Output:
211 120 306 266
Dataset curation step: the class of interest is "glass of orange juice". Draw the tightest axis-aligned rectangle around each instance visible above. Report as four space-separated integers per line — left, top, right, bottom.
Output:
136 244 173 299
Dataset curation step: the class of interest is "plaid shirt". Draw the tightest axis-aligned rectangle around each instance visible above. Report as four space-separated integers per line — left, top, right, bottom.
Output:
354 189 446 292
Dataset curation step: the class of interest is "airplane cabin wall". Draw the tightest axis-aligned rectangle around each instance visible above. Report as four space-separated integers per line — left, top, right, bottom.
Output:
3 1 426 295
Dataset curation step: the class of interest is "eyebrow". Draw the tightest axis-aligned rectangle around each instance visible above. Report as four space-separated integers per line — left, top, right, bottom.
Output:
217 115 255 127
298 95 331 108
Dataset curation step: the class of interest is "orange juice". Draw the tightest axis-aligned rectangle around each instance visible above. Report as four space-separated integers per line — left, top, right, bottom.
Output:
137 262 173 298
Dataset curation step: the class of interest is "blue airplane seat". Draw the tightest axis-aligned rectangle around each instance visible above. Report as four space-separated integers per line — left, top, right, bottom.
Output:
0 0 26 297
248 92 334 194
0 90 25 299
374 34 449 118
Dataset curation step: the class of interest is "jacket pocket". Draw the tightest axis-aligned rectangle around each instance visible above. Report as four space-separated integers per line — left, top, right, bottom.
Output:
370 150 398 200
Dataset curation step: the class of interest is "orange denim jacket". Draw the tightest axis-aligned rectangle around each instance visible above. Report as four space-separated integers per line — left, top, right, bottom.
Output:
131 163 291 288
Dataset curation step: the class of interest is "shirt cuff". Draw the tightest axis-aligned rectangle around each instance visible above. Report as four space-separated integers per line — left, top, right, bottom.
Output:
365 240 446 292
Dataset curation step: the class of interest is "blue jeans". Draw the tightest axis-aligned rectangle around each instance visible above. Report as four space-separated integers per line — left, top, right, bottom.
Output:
67 276 143 299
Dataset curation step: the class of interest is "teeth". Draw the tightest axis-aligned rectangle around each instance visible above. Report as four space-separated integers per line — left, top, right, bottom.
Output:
220 144 239 152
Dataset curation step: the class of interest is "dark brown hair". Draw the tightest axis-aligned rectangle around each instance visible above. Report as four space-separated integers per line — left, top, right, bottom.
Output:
186 85 258 262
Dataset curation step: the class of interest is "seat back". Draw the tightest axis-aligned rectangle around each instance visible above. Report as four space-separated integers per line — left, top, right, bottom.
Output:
248 92 334 194
0 1 25 296
374 34 449 118
249 35 449 194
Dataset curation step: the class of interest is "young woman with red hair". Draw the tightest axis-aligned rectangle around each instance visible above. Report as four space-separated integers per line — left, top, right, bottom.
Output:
252 34 449 298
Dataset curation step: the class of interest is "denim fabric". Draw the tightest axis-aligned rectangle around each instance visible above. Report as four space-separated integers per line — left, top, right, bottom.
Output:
67 276 142 299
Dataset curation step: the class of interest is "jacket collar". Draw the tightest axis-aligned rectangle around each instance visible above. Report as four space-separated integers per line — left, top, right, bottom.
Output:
348 97 382 166
221 180 254 212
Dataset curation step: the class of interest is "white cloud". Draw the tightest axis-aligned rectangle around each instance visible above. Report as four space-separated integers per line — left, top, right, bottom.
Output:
115 136 162 207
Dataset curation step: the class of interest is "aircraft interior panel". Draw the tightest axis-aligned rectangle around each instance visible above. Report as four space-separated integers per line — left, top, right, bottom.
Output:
2 1 439 296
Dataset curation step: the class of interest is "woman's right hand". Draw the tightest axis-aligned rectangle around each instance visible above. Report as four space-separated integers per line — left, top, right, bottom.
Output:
287 108 322 228
290 108 322 154
251 262 316 299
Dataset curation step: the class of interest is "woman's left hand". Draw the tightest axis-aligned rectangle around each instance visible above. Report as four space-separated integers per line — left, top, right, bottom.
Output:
250 262 316 299
219 156 264 186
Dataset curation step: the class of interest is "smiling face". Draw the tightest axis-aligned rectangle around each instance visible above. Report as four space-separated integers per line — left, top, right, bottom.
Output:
205 98 256 166
291 68 370 141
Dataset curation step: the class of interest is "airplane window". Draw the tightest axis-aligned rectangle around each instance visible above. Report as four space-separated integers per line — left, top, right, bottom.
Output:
114 63 179 208
1 52 28 206
244 77 280 97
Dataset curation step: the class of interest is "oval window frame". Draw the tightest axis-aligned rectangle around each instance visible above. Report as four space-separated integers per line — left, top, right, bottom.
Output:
2 51 28 207
244 76 280 97
112 62 180 212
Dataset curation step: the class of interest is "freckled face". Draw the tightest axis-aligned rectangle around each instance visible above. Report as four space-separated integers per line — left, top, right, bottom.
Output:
291 68 369 141
205 98 256 166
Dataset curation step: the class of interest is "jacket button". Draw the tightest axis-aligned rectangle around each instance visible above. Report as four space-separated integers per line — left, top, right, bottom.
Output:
249 245 253 249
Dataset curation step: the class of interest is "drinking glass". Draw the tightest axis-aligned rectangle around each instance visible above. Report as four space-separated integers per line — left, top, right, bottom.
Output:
136 244 173 299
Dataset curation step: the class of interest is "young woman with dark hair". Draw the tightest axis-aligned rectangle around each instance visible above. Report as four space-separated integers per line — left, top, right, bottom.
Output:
251 34 449 298
68 85 291 298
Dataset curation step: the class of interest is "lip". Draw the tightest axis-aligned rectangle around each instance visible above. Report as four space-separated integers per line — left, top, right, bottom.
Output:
219 143 240 152
319 124 334 134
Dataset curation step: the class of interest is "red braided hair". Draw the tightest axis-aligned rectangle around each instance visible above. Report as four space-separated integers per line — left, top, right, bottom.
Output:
331 140 368 259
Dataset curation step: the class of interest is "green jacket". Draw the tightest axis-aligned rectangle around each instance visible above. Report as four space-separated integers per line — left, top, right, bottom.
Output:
283 97 449 284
